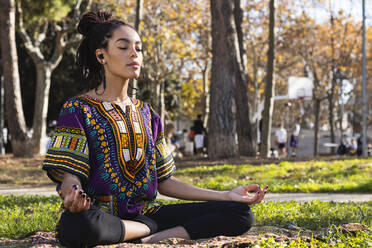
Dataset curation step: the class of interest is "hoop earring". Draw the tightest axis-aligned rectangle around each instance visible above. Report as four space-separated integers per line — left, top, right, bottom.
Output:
103 73 106 90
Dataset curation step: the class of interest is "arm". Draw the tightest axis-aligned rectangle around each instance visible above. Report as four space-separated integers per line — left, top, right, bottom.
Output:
158 176 267 204
158 176 228 201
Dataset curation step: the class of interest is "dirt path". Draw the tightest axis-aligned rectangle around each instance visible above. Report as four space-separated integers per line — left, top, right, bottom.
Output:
1 186 371 202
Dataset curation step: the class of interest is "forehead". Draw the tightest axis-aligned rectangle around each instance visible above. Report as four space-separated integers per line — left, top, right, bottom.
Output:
110 25 141 43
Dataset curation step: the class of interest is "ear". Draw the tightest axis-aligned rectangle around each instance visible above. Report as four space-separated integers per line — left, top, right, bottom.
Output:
95 49 105 63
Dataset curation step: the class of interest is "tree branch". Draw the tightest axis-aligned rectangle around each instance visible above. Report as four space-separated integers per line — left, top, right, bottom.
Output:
64 0 92 33
34 19 48 47
16 1 44 62
50 0 92 69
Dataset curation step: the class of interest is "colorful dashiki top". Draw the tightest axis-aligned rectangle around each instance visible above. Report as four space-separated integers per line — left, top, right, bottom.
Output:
42 95 175 219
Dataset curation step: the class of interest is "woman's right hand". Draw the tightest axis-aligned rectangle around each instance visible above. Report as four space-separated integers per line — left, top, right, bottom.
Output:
63 185 91 213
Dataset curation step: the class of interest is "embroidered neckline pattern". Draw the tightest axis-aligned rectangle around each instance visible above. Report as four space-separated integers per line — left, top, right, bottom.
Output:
78 95 148 193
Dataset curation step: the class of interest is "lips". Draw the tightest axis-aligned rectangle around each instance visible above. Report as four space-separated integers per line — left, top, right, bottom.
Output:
127 62 140 67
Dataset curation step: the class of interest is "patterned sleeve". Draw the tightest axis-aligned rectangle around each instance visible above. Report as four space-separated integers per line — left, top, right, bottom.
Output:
42 99 90 184
150 107 176 182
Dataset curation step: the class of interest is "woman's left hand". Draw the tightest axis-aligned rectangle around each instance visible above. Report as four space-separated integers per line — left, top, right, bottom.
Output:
226 184 268 204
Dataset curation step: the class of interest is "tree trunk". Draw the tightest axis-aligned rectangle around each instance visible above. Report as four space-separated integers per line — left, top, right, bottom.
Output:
131 0 143 98
260 0 276 158
202 66 210 128
209 0 238 159
313 98 320 156
160 82 165 125
15 0 88 157
252 44 259 121
0 0 32 157
310 65 322 157
233 0 255 156
31 64 52 155
328 76 336 151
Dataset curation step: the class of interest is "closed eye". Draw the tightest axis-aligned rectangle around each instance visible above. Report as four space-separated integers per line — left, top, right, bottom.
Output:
119 47 143 52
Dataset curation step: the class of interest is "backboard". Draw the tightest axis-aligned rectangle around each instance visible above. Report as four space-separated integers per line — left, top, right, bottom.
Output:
288 77 313 100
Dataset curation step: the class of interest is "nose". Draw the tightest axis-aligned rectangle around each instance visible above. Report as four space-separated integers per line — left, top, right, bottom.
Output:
130 45 139 58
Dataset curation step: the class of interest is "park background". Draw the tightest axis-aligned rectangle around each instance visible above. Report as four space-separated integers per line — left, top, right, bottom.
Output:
0 0 371 247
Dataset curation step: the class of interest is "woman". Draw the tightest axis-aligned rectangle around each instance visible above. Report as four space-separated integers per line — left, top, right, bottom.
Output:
42 10 268 247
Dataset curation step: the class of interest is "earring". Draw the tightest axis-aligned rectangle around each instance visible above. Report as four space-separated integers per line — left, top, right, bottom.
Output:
98 54 105 64
103 73 106 90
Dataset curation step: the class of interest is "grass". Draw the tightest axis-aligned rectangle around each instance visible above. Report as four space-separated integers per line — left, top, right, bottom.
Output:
252 200 372 230
0 195 61 238
1 155 371 193
252 230 371 247
0 195 371 240
175 158 372 193
1 156 371 246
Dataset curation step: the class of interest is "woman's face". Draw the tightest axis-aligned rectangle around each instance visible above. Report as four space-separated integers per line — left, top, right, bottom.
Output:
99 25 143 80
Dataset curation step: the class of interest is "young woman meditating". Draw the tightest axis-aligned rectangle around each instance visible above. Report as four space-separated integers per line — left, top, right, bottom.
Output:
42 10 268 247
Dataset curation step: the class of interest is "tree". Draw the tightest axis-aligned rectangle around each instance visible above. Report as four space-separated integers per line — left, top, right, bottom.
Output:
208 0 239 158
133 0 209 123
293 4 363 155
130 0 143 97
15 0 91 155
0 0 31 156
232 0 255 156
260 0 275 158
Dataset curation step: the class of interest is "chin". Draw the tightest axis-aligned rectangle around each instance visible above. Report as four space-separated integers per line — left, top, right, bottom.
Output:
133 72 141 79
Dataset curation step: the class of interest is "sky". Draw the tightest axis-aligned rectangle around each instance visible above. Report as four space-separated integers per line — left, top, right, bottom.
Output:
305 0 372 25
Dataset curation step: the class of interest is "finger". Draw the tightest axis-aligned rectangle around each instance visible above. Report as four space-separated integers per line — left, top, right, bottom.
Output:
258 185 268 202
249 187 264 204
83 197 91 211
241 191 260 204
69 189 81 212
63 186 76 209
78 193 88 209
76 194 87 211
255 187 266 203
243 184 260 192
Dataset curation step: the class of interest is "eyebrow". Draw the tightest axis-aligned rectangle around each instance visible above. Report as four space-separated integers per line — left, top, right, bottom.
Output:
115 38 142 45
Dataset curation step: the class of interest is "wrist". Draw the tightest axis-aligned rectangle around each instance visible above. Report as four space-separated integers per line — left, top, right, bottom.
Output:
221 191 230 201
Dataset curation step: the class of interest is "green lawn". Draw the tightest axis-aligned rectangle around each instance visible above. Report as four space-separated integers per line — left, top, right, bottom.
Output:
175 158 372 193
0 195 370 240
1 156 371 193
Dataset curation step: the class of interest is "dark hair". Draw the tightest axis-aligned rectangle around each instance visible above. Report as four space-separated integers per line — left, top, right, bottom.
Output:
77 11 134 93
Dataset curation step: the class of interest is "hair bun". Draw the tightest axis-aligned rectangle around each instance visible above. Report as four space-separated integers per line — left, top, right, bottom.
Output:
78 10 113 36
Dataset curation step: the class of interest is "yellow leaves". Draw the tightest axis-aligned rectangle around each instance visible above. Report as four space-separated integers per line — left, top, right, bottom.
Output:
277 55 283 63
339 66 347 72
169 9 177 19
142 36 154 43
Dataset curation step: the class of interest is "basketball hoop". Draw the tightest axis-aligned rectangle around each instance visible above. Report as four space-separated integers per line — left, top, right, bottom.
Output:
288 77 313 100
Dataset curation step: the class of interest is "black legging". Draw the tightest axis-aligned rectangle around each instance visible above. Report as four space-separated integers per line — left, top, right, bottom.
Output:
57 201 254 247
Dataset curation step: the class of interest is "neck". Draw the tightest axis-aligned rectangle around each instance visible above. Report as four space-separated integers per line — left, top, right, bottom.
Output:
97 74 130 102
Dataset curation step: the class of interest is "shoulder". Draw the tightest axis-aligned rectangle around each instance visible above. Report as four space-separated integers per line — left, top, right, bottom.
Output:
62 96 88 108
133 98 159 118
58 96 94 117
